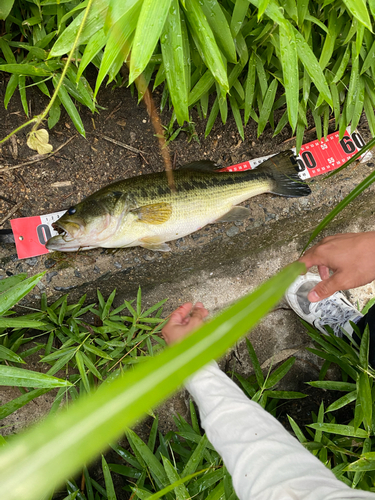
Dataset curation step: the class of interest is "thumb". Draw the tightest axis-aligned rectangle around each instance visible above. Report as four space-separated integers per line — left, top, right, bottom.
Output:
308 273 343 302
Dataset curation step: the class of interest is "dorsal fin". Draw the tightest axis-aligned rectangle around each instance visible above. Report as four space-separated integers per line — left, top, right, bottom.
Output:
179 160 220 172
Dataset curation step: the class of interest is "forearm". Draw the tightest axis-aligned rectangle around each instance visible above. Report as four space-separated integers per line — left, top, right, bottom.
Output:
186 363 374 500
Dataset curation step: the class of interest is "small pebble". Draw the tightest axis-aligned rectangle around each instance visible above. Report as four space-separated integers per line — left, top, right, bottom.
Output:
46 271 58 283
265 214 276 221
191 233 203 240
54 285 75 291
10 254 18 262
226 226 239 237
25 257 38 266
143 254 154 261
16 263 23 272
6 271 13 276
114 262 122 269
74 270 82 278
93 265 100 273
36 281 45 291
134 258 141 264
44 258 56 269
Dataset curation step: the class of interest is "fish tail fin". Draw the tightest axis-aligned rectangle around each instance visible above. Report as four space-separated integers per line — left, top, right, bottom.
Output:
262 151 311 197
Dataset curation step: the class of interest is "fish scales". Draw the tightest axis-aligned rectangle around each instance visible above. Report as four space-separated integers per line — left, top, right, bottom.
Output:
46 152 311 252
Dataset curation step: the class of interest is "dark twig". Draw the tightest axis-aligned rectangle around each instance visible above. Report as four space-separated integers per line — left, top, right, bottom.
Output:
0 201 24 228
102 135 146 154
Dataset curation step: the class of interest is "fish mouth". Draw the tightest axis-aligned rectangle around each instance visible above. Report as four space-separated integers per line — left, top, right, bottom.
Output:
52 220 82 241
46 220 84 251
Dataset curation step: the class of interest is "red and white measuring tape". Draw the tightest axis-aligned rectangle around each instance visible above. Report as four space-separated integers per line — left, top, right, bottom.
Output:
10 127 372 260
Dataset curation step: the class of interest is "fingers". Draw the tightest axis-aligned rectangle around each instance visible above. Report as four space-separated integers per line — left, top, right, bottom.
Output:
162 302 209 345
169 302 193 326
318 265 330 280
308 272 343 302
188 302 209 328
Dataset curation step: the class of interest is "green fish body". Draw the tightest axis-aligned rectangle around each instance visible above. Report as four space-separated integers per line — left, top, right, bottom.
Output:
46 151 310 252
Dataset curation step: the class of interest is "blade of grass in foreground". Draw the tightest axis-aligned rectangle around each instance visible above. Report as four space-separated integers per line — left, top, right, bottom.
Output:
0 262 304 500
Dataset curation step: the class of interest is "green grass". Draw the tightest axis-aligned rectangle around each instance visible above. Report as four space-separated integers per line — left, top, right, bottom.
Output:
1 0 375 149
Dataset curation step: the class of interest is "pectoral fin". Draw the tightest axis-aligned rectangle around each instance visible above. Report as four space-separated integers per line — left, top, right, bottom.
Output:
134 203 172 225
214 206 251 223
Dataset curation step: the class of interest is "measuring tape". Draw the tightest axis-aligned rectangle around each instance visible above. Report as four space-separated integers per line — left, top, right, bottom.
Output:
9 127 372 260
221 127 370 178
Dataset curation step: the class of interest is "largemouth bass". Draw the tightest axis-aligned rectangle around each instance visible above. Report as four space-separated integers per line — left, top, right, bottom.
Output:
46 151 310 252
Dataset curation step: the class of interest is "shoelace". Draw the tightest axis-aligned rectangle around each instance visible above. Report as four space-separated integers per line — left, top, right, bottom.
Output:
315 297 357 336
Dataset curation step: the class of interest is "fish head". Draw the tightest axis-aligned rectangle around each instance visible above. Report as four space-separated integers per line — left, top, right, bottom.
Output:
46 198 114 252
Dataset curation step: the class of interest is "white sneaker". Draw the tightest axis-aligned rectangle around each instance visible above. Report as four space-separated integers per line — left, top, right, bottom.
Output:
285 272 363 337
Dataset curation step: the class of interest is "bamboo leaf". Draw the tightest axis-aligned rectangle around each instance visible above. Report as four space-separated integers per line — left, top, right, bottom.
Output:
231 0 251 36
183 0 229 94
0 273 44 316
77 28 107 81
102 456 117 500
188 70 215 106
244 53 256 125
95 0 141 95
264 357 295 389
326 390 357 413
0 366 72 388
307 381 356 391
0 262 303 500
129 0 172 83
307 423 369 438
0 345 25 364
0 0 15 20
127 429 169 489
161 0 189 125
279 23 298 131
357 371 372 433
53 75 85 137
229 94 244 140
343 0 372 31
50 0 109 57
162 456 190 500
257 77 277 137
205 96 219 137
4 73 18 109
0 64 50 76
292 27 332 106
200 0 236 63
0 388 50 420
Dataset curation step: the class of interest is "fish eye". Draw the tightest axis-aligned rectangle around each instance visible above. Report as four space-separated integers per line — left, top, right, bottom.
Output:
68 207 76 215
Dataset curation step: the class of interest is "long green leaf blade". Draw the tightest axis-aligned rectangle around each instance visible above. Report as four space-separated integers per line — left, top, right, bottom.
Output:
279 24 298 131
0 273 44 316
183 0 229 93
0 262 304 500
129 0 172 83
161 0 189 125
292 27 332 106
0 366 72 388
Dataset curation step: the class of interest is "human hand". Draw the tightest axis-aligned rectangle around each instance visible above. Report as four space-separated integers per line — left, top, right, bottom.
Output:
299 231 375 302
162 302 209 345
